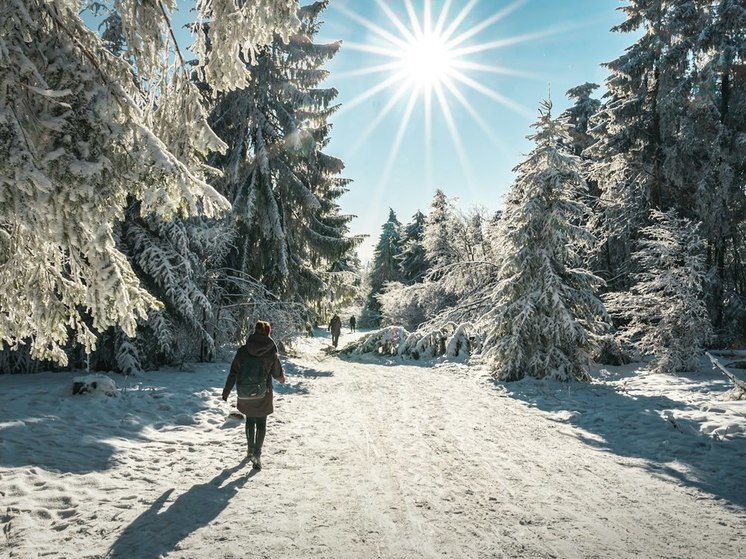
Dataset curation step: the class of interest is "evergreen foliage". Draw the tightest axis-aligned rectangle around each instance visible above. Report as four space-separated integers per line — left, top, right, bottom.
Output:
378 203 496 332
423 189 457 270
208 1 358 312
0 0 301 366
588 0 746 340
361 209 403 326
341 322 480 361
605 210 712 373
560 83 601 157
480 101 608 381
398 210 429 284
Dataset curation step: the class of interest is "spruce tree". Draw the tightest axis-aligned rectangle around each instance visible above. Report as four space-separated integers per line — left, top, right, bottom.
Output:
560 83 601 158
0 0 300 365
482 101 608 381
362 209 403 326
587 0 675 291
398 211 429 284
423 189 457 271
605 210 712 373
664 0 746 339
209 1 356 310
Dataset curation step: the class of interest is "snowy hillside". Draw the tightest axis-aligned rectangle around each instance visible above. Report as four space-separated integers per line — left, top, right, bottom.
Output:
1 329 744 558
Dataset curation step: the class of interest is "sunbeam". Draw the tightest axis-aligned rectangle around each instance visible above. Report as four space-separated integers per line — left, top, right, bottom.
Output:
433 81 479 197
348 81 414 156
379 86 421 189
449 69 535 118
444 0 528 48
331 0 570 196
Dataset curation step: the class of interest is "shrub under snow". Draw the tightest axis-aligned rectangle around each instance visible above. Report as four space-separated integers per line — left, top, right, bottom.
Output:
340 323 481 362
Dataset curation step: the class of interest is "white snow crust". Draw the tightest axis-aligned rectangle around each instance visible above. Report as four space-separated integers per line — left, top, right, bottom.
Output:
1 330 744 558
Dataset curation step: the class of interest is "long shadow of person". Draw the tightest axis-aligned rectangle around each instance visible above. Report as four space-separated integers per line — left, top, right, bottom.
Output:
107 460 256 559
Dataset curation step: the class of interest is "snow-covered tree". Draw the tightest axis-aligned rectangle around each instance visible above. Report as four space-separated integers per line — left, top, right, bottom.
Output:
398 210 429 284
123 213 235 364
361 209 403 326
378 282 425 331
423 189 458 271
481 100 608 381
662 0 746 340
585 0 678 292
604 210 712 373
208 1 356 310
381 205 497 331
193 0 300 93
560 82 601 158
0 0 300 365
585 0 745 342
341 322 480 361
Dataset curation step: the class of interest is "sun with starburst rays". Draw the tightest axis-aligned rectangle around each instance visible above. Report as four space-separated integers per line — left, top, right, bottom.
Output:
332 0 571 190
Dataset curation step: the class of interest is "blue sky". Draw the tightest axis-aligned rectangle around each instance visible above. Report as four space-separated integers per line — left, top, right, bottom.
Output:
313 0 634 261
120 0 635 262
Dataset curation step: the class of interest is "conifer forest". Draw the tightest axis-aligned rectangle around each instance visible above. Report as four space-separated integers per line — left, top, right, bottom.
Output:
1 0 745 381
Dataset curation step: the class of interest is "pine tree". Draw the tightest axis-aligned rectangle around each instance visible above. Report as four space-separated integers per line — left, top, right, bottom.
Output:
560 83 601 158
398 210 429 284
0 0 301 365
423 189 457 271
362 209 403 326
604 210 712 373
664 0 746 340
586 0 675 291
208 1 357 310
481 101 608 381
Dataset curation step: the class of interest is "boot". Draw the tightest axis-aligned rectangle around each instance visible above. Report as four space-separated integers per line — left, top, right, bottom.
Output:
252 424 266 470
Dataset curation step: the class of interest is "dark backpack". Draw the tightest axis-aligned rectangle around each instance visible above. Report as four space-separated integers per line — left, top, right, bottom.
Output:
236 356 269 401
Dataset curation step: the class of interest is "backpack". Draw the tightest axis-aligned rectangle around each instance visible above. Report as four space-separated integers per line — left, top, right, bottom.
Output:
236 356 269 401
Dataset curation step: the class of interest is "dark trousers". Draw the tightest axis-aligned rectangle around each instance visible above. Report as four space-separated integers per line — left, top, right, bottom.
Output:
245 416 267 456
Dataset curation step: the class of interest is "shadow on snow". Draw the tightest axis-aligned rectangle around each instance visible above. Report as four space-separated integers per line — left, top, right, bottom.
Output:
498 369 746 509
106 460 256 559
0 359 314 474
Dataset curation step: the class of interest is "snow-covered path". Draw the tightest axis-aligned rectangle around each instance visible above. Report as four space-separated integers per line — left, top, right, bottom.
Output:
1 332 745 558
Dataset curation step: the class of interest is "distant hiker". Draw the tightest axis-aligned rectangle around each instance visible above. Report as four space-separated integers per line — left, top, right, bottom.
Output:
222 320 285 471
329 314 342 348
349 315 356 333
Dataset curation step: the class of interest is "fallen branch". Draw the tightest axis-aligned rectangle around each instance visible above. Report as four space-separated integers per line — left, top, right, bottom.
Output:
706 352 746 401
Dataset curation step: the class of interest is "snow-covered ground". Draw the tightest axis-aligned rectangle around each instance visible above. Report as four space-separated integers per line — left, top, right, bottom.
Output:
1 329 745 558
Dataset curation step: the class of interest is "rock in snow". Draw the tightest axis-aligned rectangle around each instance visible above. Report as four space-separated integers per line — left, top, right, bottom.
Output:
72 374 117 397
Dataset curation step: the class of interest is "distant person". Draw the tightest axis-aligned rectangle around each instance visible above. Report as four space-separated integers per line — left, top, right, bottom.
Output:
349 315 356 333
329 314 342 348
222 320 285 470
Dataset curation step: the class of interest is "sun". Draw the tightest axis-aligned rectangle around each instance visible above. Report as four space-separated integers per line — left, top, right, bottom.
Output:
332 0 572 189
398 32 456 90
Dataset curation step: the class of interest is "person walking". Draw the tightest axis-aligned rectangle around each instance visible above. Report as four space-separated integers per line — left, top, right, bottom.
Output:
328 314 342 348
222 320 285 470
349 315 356 333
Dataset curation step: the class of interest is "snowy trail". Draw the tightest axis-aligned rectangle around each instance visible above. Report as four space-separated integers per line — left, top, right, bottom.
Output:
1 332 745 558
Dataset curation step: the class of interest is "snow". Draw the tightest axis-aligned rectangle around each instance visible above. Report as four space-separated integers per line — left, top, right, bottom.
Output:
72 374 118 397
1 330 745 558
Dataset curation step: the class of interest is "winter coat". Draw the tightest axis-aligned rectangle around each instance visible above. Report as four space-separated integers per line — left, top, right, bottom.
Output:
329 316 342 335
222 333 284 417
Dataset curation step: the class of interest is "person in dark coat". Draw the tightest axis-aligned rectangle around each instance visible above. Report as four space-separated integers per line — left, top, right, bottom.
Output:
222 320 285 470
349 315 356 333
328 314 342 348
